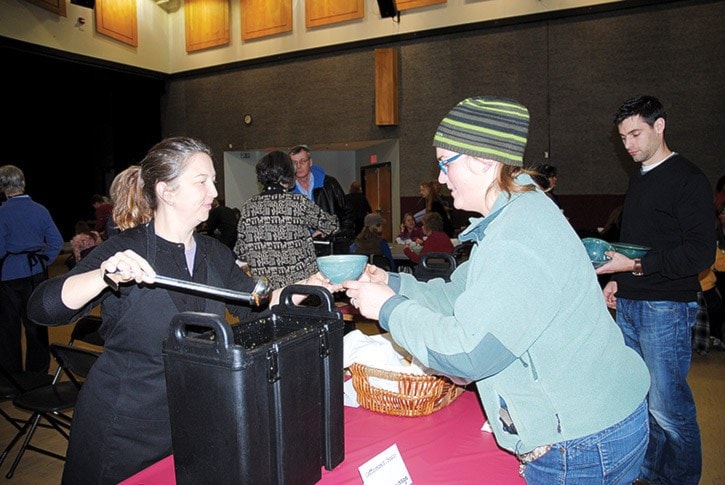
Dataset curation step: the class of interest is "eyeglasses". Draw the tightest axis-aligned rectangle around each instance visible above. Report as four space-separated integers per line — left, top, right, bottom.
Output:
293 157 311 165
438 153 463 174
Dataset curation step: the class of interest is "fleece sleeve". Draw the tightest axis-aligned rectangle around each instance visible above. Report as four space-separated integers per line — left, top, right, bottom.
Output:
383 239 561 381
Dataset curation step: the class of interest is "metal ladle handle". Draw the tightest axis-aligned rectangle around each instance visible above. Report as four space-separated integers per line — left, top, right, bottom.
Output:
104 270 271 307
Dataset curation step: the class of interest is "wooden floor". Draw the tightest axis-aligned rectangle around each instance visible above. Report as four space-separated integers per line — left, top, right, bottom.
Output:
2 260 724 483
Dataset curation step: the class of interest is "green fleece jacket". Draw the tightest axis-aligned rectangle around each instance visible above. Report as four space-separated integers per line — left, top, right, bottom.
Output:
379 177 649 455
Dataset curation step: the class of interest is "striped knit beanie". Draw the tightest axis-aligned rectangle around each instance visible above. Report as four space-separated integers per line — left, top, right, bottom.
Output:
433 96 529 167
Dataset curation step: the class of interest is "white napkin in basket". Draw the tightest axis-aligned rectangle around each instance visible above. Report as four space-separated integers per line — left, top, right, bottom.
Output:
344 330 473 390
343 330 427 404
343 330 425 374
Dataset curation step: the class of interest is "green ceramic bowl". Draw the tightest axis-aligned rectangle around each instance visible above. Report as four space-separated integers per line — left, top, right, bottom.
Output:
581 237 614 269
611 242 651 259
316 255 368 284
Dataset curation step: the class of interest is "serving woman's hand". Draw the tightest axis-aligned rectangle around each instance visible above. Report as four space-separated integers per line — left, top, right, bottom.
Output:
343 280 395 321
270 271 339 306
101 249 156 287
61 249 156 310
303 271 340 293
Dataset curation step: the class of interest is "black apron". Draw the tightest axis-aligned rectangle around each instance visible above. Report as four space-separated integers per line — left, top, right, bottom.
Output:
62 225 228 484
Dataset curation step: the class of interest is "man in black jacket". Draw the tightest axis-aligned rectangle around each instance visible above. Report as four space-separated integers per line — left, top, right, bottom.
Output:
596 95 714 485
289 145 355 254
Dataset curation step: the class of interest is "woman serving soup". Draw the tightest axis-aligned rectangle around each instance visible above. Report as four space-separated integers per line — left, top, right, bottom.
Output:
343 97 650 484
27 137 333 484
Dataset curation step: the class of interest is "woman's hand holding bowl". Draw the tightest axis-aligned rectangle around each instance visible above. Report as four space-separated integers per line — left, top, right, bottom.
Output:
358 264 389 285
343 279 395 321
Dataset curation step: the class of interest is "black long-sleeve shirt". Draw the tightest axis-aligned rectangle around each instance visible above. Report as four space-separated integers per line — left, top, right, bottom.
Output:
27 221 258 483
614 154 715 301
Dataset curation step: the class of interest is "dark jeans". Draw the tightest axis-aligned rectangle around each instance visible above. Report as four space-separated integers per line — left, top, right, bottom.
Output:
0 273 50 374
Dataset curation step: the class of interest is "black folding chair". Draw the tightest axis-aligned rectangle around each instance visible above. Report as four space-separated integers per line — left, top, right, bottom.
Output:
451 241 475 265
68 315 104 348
414 252 457 282
0 366 54 432
1 315 102 433
0 344 100 478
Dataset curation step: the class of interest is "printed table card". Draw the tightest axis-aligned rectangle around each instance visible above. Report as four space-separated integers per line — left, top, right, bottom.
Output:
359 443 412 485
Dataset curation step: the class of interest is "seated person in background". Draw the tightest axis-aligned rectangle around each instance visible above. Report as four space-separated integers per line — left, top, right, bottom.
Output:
235 151 339 289
403 212 454 264
353 213 396 271
91 194 113 239
69 220 102 266
396 212 424 243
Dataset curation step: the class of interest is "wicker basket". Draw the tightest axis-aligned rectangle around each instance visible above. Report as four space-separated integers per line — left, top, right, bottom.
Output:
349 363 464 417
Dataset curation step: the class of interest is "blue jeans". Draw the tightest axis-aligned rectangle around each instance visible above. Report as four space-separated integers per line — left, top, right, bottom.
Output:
523 401 648 484
616 298 702 485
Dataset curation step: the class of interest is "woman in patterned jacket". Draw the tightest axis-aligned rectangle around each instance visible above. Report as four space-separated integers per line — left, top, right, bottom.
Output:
234 151 339 288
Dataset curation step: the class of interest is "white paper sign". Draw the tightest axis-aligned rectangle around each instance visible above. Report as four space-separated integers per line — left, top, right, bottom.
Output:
358 443 413 485
343 378 360 407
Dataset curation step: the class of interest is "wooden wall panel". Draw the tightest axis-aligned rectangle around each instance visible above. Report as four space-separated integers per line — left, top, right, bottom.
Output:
305 0 364 28
23 0 66 17
241 0 292 41
96 0 138 47
375 48 399 126
185 0 230 52
396 0 446 11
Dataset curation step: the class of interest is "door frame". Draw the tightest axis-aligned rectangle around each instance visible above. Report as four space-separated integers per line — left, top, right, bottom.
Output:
360 162 393 241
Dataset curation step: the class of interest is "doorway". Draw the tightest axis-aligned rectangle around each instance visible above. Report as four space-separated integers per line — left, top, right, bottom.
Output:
361 162 392 241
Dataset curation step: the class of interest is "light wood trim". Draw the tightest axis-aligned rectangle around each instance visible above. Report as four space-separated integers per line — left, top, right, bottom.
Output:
375 48 399 126
241 0 292 41
95 0 138 47
185 0 230 52
23 0 66 17
305 0 364 29
396 0 446 11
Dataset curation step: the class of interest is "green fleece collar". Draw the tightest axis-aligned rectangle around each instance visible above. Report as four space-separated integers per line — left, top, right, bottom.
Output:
459 174 536 243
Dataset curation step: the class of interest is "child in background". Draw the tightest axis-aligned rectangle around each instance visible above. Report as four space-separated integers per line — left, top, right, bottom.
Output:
353 213 396 271
404 212 454 264
397 212 424 244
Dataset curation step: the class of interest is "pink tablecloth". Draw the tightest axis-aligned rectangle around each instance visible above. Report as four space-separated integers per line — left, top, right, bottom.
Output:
120 391 523 485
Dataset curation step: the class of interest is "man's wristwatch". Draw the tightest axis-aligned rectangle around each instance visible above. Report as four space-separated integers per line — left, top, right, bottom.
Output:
632 258 644 276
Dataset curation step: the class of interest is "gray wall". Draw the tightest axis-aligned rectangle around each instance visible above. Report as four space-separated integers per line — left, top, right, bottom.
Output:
162 0 724 199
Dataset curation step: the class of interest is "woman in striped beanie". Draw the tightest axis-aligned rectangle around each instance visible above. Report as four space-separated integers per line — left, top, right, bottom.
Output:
344 96 650 484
